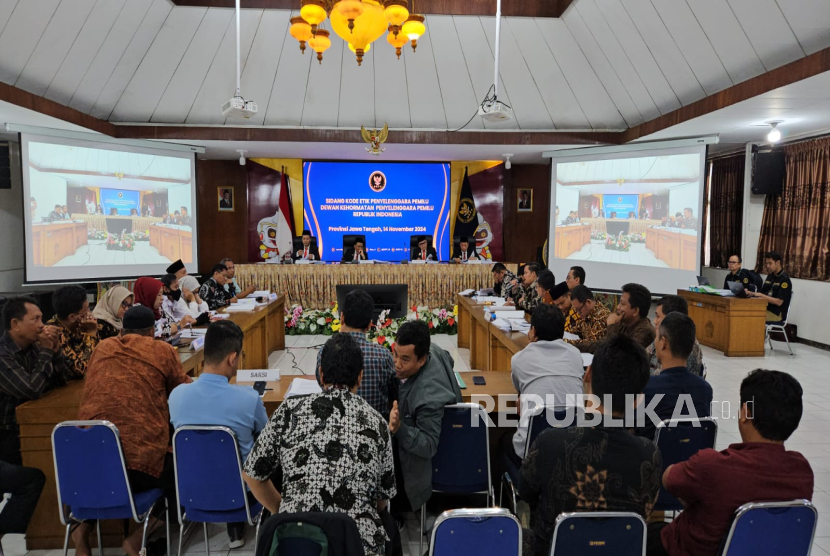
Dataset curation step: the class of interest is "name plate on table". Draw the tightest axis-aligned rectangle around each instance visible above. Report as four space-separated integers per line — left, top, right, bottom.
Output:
190 336 205 351
295 259 311 265
358 259 375 264
237 369 280 382
411 260 426 265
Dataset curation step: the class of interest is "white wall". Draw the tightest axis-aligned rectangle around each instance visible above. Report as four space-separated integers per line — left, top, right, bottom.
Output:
668 182 699 219
167 183 191 215
555 186 579 218
0 142 26 292
702 143 830 346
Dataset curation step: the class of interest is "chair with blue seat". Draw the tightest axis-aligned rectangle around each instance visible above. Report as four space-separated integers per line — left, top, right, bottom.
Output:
429 508 521 556
52 420 171 556
653 417 718 512
173 426 266 556
718 499 817 556
499 406 578 512
419 403 494 556
550 512 647 556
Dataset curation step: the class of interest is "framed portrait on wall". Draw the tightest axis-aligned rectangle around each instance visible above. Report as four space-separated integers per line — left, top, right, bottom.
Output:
518 189 533 212
218 187 234 212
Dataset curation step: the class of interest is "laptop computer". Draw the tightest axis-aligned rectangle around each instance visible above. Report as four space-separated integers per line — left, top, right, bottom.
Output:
726 281 749 298
696 276 710 286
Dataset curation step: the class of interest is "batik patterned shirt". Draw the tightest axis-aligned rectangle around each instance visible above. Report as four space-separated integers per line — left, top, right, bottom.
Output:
519 426 662 556
564 307 580 335
199 277 233 310
517 280 540 313
243 388 396 556
45 316 99 378
499 270 518 300
568 303 611 353
647 340 705 377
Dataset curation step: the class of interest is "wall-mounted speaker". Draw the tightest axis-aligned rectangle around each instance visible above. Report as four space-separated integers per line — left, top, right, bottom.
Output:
751 149 785 195
0 143 10 190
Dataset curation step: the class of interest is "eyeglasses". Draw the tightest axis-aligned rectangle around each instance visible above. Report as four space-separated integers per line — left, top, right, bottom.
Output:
728 260 740 264
121 301 133 309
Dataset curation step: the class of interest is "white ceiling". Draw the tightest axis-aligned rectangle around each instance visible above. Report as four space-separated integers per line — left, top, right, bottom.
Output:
0 0 829 132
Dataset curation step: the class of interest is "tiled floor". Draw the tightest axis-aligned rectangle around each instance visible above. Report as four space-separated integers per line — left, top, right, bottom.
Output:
3 335 829 556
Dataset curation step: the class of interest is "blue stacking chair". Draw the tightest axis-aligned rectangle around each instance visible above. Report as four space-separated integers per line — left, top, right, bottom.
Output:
500 406 579 512
718 500 818 556
550 512 646 556
52 421 171 556
653 417 718 512
173 426 266 556
419 403 494 556
429 508 521 556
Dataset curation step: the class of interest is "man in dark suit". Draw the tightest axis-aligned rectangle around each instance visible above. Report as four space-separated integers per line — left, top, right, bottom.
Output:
635 312 713 440
451 236 478 262
410 236 438 261
293 229 320 261
342 237 369 261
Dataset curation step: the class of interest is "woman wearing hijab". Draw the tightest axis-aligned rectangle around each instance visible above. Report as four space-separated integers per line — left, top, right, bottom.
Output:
179 275 209 318
92 286 134 340
133 277 177 337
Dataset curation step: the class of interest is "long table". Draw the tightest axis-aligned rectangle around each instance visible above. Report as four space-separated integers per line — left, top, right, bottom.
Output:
15 296 285 550
31 222 88 267
581 218 662 235
456 295 529 372
678 289 768 356
553 224 592 259
149 224 193 264
72 214 163 234
236 262 517 310
645 228 697 271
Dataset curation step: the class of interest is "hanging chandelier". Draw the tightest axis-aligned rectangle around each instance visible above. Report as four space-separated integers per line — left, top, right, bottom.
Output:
290 0 426 65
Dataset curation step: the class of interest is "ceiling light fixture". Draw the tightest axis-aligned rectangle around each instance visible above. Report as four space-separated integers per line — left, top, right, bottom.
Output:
237 150 247 165
503 154 513 170
767 121 782 143
291 0 425 65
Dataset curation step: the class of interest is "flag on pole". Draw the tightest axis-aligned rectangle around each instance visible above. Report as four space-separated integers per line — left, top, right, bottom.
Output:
254 171 294 262
453 167 478 239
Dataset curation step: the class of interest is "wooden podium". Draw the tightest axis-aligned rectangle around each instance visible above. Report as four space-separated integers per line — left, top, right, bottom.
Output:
678 289 768 357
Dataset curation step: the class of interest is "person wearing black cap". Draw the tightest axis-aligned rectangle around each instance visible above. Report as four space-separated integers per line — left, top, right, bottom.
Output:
293 230 320 261
451 236 478 262
165 259 187 280
410 236 438 261
76 306 191 556
549 282 580 335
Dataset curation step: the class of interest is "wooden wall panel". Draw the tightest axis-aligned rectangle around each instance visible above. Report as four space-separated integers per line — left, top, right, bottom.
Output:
196 160 249 275
503 163 551 264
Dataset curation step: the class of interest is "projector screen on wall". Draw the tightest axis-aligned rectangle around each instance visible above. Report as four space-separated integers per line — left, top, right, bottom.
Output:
548 139 710 295
303 161 451 261
21 131 198 284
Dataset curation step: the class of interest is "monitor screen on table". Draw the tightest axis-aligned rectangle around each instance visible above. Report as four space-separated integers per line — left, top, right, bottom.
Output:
21 131 198 284
303 161 451 261
548 139 708 295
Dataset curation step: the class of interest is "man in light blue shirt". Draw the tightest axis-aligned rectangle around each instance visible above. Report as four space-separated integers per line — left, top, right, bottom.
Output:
169 320 267 549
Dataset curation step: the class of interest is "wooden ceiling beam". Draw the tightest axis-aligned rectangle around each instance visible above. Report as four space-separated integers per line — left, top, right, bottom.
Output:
169 0 574 18
114 125 623 146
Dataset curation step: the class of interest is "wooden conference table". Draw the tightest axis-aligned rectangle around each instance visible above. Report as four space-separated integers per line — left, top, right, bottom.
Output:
553 224 592 259
31 221 88 267
456 295 529 372
15 296 285 550
149 224 193 264
645 228 697 271
678 289 768 357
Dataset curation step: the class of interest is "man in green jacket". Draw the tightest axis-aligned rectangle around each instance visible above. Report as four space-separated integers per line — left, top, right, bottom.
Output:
389 320 462 514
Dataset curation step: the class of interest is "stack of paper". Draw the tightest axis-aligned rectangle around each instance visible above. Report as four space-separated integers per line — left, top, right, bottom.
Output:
459 289 475 296
563 331 580 341
285 378 323 398
489 309 524 319
251 290 271 298
224 304 256 312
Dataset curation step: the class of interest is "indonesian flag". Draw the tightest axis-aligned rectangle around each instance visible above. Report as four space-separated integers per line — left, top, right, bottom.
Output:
275 172 294 258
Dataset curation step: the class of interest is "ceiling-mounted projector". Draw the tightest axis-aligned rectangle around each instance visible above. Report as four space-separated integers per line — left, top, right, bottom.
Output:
221 95 257 119
478 100 513 123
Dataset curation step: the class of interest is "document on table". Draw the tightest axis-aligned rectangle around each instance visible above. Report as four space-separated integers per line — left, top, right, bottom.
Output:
180 328 207 338
563 331 580 341
582 353 593 368
251 290 271 298
459 289 475 296
224 304 256 312
285 378 323 398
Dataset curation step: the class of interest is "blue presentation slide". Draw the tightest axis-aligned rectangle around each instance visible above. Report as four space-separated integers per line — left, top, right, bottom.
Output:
304 162 451 261
603 194 639 218
100 188 140 215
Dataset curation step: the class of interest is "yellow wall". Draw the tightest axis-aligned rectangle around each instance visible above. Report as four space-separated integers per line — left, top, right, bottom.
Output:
252 158 502 237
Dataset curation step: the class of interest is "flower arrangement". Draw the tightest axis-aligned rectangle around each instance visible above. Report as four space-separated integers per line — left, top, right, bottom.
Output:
605 233 631 252
629 232 646 244
88 228 108 240
591 230 607 241
106 232 135 251
285 302 458 351
133 230 150 242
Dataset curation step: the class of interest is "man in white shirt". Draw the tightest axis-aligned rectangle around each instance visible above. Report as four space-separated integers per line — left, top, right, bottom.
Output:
508 303 584 462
